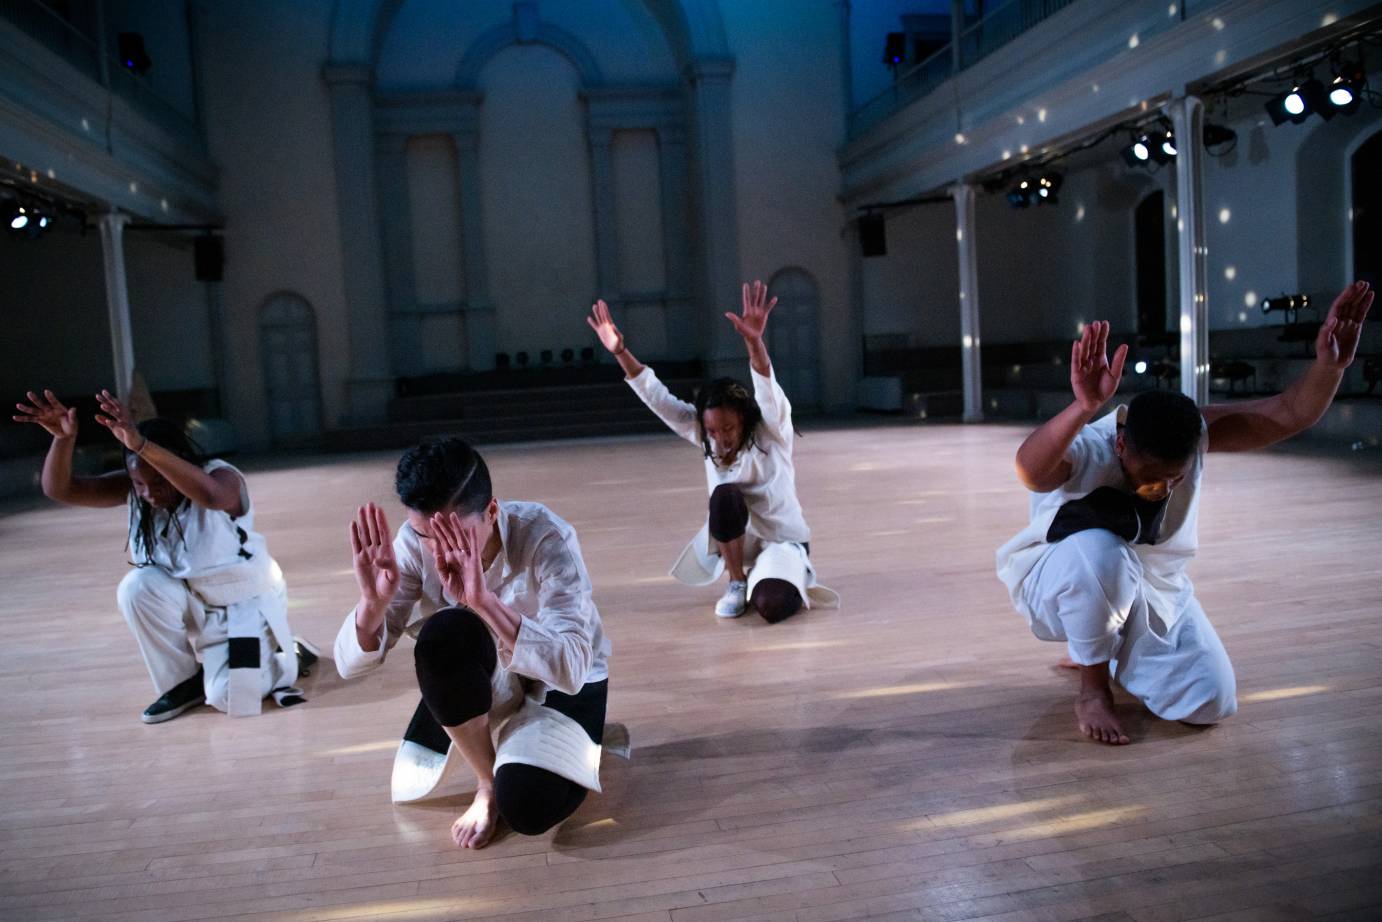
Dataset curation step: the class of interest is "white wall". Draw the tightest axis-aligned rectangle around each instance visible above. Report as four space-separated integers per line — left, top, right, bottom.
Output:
722 0 852 408
195 0 350 446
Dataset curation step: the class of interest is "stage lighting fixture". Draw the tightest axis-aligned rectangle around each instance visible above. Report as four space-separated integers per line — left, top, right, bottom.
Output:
117 33 152 76
1266 81 1312 125
580 346 595 364
1261 293 1310 314
1034 171 1062 205
516 351 530 367
561 348 574 364
883 33 907 67
1150 128 1176 164
1326 64 1365 114
495 352 511 370
1122 134 1152 167
1134 360 1149 375
1007 177 1033 208
5 202 52 238
1202 122 1237 152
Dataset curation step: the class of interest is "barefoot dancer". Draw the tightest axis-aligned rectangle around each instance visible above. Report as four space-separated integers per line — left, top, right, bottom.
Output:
334 438 611 849
13 389 312 722
587 281 837 622
997 281 1373 745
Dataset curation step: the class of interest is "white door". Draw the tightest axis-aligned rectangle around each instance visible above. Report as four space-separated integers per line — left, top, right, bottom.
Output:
767 268 823 413
259 293 322 441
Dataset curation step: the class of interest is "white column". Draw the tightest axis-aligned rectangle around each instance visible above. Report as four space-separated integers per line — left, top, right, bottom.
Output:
98 212 135 402
952 184 983 422
1170 95 1209 405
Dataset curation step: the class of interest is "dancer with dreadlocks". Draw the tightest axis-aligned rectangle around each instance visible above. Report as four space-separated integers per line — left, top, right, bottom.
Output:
13 388 314 722
587 280 837 623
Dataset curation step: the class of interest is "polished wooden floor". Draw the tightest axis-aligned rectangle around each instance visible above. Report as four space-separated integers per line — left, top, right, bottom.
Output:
2 422 1381 921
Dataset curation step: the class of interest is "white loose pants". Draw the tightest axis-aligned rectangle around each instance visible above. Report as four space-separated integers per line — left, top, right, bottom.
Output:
117 567 287 712
1018 529 1237 723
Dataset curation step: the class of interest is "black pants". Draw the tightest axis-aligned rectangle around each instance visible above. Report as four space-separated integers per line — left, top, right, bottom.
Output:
707 483 805 624
413 608 607 836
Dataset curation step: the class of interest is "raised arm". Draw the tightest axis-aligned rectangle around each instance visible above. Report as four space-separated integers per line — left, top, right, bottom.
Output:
93 389 244 515
725 280 775 378
1014 321 1128 492
1202 281 1373 453
586 299 645 379
14 390 128 507
590 299 700 443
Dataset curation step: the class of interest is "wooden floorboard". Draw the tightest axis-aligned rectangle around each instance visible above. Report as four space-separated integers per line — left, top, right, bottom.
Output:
1 423 1380 920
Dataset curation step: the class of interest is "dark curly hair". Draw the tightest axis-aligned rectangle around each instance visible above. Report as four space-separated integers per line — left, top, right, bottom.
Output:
395 436 493 515
694 377 765 460
126 418 206 566
1122 390 1204 463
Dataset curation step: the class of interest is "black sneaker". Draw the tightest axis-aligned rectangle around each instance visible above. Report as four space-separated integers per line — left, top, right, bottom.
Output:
141 669 206 724
295 638 320 678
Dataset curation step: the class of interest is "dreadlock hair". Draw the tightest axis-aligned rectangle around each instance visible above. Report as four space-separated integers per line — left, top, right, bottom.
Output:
126 418 206 566
395 436 493 515
694 377 766 461
1123 390 1204 464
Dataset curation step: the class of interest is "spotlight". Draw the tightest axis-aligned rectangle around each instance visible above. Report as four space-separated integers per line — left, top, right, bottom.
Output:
1122 134 1152 167
117 32 152 77
1202 122 1237 153
1034 171 1062 205
5 201 52 238
1134 360 1149 375
1261 293 1310 314
883 33 907 68
1326 63 1365 114
1007 177 1033 208
1151 128 1176 164
1266 81 1314 125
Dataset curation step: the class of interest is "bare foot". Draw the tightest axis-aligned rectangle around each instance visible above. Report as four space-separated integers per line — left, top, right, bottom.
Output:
451 787 499 849
1074 661 1129 745
1055 656 1079 670
1076 688 1130 745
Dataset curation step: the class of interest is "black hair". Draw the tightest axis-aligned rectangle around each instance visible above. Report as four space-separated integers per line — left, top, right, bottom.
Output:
395 436 493 515
694 377 765 461
126 418 206 566
1123 390 1204 463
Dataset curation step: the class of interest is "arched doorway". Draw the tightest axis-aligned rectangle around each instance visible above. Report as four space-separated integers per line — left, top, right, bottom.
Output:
1352 130 1381 290
259 293 322 442
767 268 823 413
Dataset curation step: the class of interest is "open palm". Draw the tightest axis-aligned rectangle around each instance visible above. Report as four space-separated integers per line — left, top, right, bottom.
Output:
350 503 399 606
725 280 777 342
1070 321 1128 412
1315 281 1374 370
14 390 77 438
585 299 625 354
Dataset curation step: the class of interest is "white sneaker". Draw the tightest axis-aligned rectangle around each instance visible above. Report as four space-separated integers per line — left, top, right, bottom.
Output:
715 580 748 618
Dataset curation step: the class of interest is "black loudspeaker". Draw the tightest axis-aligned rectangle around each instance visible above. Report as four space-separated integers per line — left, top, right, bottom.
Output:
194 235 223 281
117 32 152 76
883 32 907 66
859 213 887 258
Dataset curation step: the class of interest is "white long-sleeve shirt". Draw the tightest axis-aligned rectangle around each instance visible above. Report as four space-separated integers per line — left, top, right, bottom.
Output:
334 500 611 699
996 405 1206 628
626 365 813 586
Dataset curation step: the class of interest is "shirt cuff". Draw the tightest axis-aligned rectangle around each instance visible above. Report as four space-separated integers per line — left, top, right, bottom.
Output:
334 608 388 679
506 617 560 686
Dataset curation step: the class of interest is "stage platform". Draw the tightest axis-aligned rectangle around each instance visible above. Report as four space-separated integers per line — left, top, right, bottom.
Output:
2 422 1380 921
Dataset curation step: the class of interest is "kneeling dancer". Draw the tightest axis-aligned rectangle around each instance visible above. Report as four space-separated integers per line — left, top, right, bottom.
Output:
14 388 309 722
335 437 612 848
997 281 1372 744
586 280 837 622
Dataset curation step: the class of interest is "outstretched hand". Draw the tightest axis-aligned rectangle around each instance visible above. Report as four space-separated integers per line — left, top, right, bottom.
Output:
1315 280 1373 370
14 389 77 439
586 299 625 355
1070 321 1128 413
725 280 777 342
430 511 490 611
94 389 141 451
350 503 400 607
